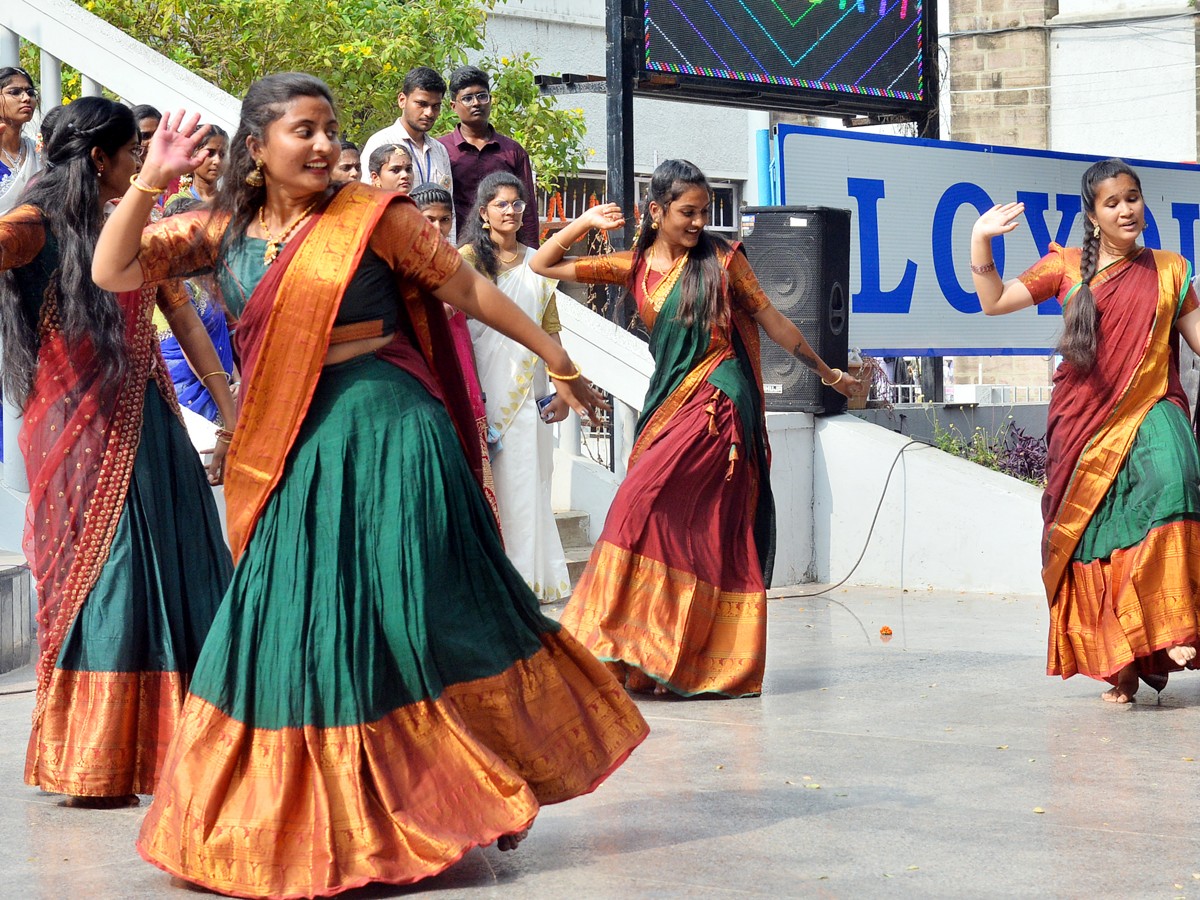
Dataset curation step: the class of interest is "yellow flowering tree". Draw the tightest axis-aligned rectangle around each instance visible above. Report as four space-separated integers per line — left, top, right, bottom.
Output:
79 0 587 189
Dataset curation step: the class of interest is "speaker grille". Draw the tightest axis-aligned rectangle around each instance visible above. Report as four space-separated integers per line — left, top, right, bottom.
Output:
740 207 852 414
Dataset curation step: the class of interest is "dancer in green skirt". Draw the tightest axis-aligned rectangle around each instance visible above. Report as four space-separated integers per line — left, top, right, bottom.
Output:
94 73 648 898
0 97 235 806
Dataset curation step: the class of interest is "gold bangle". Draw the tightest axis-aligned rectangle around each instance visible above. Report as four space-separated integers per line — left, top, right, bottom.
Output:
553 235 572 252
547 365 582 382
199 370 232 384
129 173 167 195
821 368 844 387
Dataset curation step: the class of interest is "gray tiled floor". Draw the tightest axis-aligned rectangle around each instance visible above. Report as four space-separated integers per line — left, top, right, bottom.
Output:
2 585 1198 899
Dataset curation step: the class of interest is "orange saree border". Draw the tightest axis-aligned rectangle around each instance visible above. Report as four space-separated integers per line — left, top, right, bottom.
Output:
562 541 767 697
1048 518 1200 678
1042 249 1186 598
137 642 647 900
26 669 185 796
224 184 391 561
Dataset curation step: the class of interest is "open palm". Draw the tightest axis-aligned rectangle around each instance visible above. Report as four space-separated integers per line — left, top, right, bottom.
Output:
142 110 212 182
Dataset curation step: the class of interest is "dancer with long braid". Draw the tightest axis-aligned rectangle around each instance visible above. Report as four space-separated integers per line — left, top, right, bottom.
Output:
971 158 1200 703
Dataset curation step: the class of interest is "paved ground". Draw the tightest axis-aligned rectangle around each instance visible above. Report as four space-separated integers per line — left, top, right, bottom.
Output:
2 585 1199 899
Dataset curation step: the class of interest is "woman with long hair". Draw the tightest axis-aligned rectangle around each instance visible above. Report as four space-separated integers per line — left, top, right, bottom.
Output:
0 97 235 806
462 171 572 601
0 66 42 215
531 159 860 698
93 73 647 898
971 158 1200 703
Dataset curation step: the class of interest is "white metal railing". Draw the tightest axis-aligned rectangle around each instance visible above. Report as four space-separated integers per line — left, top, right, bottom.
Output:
555 294 652 478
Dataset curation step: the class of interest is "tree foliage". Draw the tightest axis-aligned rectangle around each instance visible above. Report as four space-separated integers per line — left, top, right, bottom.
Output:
79 0 587 189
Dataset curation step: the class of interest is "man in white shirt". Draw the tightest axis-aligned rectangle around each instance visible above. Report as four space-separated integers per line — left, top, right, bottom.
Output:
361 66 456 239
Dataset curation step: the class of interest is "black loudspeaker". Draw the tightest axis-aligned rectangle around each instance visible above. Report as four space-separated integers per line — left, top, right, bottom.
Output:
738 206 851 414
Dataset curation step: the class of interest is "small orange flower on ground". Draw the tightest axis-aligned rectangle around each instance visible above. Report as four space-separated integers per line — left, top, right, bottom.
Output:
880 626 893 636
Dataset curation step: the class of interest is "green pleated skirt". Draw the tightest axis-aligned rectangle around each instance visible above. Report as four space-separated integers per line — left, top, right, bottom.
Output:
27 383 232 797
1074 400 1200 563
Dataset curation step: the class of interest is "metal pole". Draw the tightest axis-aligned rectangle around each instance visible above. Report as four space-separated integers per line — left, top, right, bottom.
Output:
605 0 637 322
81 75 103 98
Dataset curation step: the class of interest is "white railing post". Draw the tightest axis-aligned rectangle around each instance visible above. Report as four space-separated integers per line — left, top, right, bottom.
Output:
558 410 582 457
0 26 18 68
40 51 62 109
81 74 102 97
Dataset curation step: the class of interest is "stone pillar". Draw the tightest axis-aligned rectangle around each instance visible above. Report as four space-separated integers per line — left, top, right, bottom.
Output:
948 0 1057 148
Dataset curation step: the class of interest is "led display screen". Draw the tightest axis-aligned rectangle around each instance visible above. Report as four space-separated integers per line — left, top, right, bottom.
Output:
643 0 930 110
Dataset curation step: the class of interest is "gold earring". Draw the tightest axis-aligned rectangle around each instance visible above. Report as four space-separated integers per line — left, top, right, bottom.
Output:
482 221 490 231
245 159 264 187
651 220 659 230
1092 222 1099 239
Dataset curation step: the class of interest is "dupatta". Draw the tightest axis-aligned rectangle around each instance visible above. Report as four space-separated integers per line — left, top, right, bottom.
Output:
1040 248 1193 600
224 182 480 561
23 281 176 741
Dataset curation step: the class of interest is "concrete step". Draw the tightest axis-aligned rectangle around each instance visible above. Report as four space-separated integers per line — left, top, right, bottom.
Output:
564 546 592 587
554 509 591 550
555 510 593 589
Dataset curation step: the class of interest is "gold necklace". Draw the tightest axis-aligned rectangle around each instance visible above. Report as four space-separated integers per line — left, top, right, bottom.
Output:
497 247 520 265
640 246 687 309
257 199 320 265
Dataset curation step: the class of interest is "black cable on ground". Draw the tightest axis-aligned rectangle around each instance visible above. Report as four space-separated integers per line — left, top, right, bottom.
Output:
773 438 935 600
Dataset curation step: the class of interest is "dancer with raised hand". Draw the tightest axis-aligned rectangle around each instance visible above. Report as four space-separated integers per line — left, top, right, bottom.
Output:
531 158 860 698
462 171 573 602
92 73 647 898
970 158 1200 704
0 97 234 806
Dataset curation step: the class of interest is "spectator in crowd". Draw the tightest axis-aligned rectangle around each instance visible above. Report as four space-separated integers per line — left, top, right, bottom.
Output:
439 65 539 247
368 142 415 194
0 66 42 215
331 138 360 184
130 103 162 145
165 124 228 207
360 67 453 231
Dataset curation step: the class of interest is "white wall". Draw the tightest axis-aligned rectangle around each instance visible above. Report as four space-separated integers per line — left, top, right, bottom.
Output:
1050 1 1196 160
812 414 1045 595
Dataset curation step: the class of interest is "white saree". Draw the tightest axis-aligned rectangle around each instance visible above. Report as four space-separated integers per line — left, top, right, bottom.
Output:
0 135 41 216
468 247 571 602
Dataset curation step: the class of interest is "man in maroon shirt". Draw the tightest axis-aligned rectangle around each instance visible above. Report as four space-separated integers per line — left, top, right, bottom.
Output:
438 65 541 247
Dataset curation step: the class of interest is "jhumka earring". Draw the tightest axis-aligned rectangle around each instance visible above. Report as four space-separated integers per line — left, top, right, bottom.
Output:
1092 222 1100 238
245 159 265 187
651 220 660 230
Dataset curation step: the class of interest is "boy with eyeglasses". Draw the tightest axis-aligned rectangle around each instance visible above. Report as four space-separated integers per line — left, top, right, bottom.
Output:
438 65 540 247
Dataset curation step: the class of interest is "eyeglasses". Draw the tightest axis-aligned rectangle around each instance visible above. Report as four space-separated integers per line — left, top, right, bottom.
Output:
491 199 526 213
2 87 37 100
457 91 490 106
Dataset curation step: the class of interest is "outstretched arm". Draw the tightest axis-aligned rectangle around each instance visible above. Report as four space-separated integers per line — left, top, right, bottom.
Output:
433 264 608 423
753 305 860 398
529 203 626 282
970 202 1037 315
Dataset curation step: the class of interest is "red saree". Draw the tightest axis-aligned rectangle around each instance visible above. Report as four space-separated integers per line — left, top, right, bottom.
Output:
1020 243 1200 681
560 246 775 697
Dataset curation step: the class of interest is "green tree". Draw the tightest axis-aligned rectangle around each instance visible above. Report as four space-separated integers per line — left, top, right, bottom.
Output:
79 0 587 189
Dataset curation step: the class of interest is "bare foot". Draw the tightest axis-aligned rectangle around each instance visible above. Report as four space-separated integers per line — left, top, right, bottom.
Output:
1102 664 1137 704
61 794 139 809
497 828 529 852
625 670 656 694
1167 644 1198 667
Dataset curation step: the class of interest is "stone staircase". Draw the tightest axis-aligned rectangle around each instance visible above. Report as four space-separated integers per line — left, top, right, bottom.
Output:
554 510 594 589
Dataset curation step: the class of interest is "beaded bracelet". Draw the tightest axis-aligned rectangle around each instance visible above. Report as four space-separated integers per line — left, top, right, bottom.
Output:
129 173 167 195
821 368 845 387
